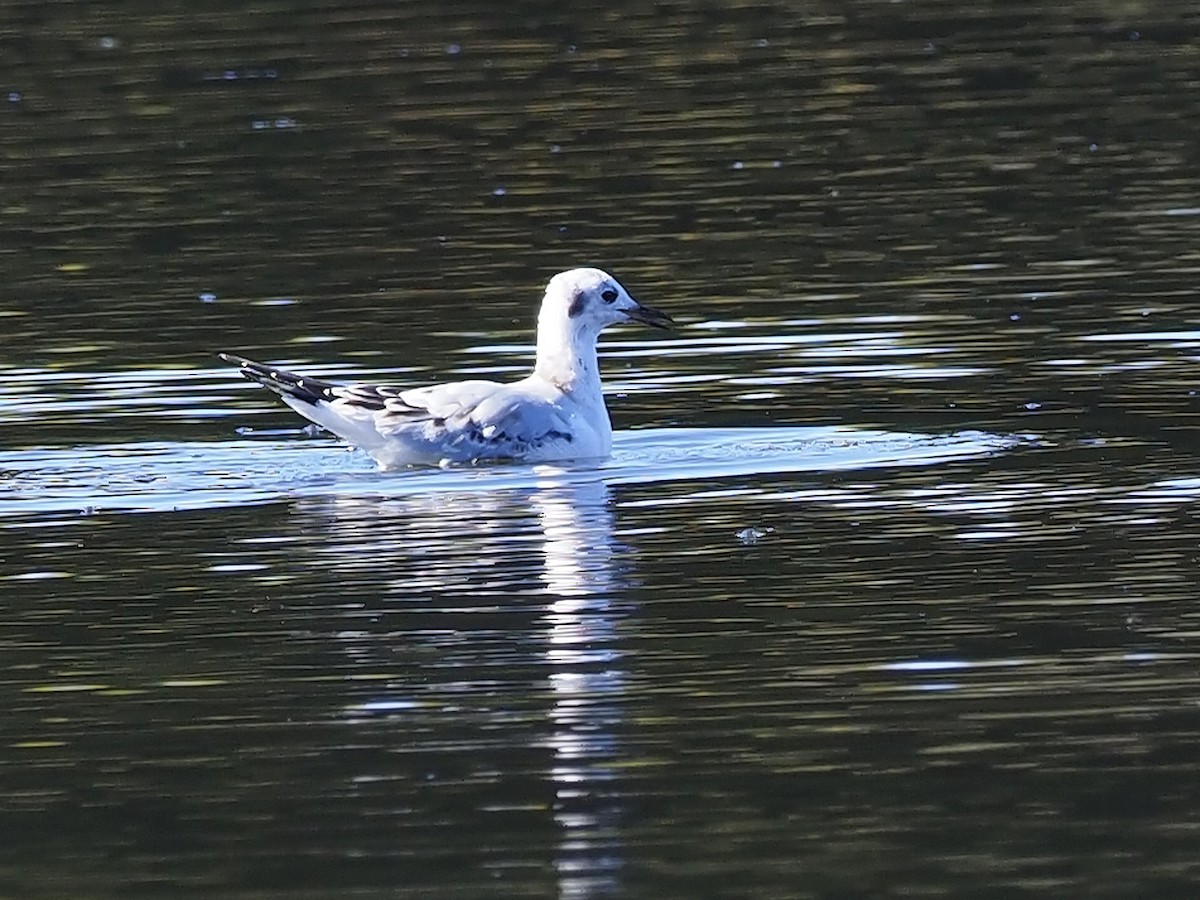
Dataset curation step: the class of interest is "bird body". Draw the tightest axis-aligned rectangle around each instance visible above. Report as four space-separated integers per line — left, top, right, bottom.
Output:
221 268 670 469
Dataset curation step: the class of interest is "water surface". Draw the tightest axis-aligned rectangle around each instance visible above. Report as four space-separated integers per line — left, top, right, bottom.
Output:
5 1 1200 897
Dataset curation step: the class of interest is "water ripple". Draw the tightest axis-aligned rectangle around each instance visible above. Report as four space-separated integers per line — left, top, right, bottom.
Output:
0 426 1018 518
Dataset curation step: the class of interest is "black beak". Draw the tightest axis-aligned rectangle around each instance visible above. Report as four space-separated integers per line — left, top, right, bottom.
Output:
625 301 674 330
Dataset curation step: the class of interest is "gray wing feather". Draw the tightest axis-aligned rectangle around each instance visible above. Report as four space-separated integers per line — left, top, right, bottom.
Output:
361 380 574 448
223 354 583 463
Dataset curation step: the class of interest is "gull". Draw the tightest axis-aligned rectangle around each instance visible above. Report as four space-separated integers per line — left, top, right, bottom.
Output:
220 267 672 469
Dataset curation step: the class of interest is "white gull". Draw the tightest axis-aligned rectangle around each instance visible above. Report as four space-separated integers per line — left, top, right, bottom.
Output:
220 267 672 469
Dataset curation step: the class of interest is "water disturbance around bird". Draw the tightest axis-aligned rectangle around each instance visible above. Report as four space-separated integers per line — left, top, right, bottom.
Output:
0 426 1023 517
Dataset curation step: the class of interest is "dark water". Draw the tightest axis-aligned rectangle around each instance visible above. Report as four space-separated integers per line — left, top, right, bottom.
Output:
5 1 1200 897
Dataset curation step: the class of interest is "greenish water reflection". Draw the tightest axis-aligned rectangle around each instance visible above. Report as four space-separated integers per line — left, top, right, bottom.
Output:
5 0 1200 897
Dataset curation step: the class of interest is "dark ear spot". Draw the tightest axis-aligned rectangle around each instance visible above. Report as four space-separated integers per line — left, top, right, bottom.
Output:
567 290 587 318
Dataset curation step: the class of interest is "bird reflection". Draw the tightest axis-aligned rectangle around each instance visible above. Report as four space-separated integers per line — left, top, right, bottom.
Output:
534 477 625 898
292 469 628 898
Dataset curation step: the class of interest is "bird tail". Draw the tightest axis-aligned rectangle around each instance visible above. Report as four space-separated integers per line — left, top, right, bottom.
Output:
218 353 336 406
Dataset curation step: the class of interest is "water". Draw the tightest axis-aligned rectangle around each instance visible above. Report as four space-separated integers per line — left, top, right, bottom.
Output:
5 1 1200 897
0 425 1020 516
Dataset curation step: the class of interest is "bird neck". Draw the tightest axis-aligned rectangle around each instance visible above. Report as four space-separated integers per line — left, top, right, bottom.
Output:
533 315 603 395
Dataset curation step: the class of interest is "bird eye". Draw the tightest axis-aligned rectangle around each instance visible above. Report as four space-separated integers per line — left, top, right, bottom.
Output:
601 289 618 304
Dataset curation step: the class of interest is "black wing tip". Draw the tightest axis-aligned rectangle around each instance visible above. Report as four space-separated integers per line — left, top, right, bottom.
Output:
218 351 332 406
218 351 263 372
218 351 272 380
